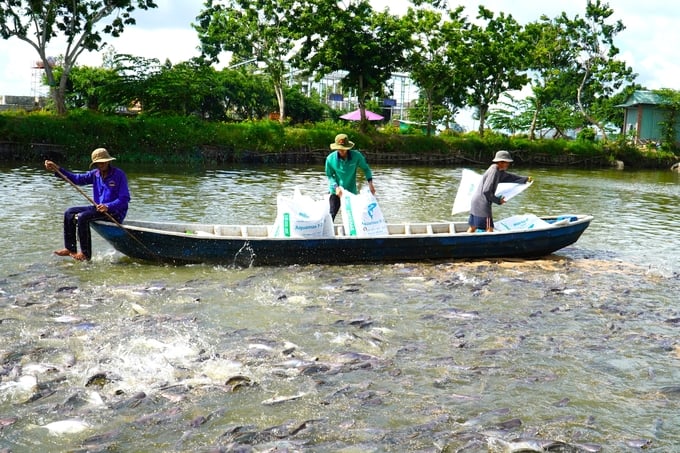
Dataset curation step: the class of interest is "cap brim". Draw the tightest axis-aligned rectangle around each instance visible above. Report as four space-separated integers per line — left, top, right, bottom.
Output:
90 157 116 167
330 141 354 150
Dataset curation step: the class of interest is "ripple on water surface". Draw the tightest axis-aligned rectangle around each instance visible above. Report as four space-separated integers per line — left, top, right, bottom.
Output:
1 256 679 451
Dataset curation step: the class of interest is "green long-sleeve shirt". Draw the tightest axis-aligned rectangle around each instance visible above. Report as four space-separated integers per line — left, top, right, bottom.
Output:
325 149 373 194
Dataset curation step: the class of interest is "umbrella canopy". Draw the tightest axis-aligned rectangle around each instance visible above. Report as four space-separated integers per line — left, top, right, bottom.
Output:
340 109 384 121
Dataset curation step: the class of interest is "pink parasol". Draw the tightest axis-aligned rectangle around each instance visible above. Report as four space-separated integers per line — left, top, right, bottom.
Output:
339 109 384 121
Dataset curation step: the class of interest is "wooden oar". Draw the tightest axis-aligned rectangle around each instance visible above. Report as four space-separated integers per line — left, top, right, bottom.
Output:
53 167 160 261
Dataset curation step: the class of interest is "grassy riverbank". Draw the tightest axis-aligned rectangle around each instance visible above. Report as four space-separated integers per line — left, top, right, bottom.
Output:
0 110 677 168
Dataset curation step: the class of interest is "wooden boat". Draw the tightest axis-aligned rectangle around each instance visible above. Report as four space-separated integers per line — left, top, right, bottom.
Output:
91 214 593 266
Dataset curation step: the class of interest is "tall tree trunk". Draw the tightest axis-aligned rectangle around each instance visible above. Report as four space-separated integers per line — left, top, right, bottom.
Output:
43 62 68 115
357 75 369 133
274 81 285 124
426 88 434 137
528 99 541 141
477 104 489 136
49 86 67 116
577 61 607 141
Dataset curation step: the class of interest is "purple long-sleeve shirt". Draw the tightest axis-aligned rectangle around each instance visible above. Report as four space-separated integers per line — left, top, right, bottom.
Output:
56 166 130 220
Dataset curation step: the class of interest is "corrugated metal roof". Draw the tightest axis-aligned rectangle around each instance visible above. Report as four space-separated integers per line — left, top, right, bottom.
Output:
616 90 667 107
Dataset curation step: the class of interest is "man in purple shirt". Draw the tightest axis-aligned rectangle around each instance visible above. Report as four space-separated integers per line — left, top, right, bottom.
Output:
45 148 130 261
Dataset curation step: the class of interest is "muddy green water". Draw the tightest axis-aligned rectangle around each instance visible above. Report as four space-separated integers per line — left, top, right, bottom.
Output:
0 164 679 452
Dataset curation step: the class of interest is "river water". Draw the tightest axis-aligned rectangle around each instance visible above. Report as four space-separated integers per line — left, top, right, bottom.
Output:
1 163 679 452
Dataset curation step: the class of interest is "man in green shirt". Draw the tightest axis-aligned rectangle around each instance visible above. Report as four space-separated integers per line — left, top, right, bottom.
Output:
325 133 376 220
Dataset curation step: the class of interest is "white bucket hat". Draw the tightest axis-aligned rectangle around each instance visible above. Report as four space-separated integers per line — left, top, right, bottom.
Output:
492 150 513 162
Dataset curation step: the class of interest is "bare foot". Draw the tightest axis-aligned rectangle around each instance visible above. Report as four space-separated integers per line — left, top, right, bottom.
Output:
54 249 72 257
70 252 88 261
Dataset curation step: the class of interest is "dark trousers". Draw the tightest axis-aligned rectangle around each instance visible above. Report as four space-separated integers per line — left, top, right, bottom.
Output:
63 206 117 259
329 194 341 221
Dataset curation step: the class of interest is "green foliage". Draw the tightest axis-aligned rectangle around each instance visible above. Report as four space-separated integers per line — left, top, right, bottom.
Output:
381 123 402 136
517 138 553 155
408 98 451 134
487 94 534 134
5 0 646 145
552 0 636 140
564 138 601 155
519 2 636 141
61 65 121 112
476 131 512 150
438 127 463 138
400 135 450 154
444 132 491 154
218 69 276 121
239 121 286 152
463 6 529 136
653 88 680 152
291 0 409 133
606 140 676 167
577 127 596 142
0 0 158 115
284 86 328 124
305 119 347 132
194 0 297 122
404 6 468 136
0 107 672 169
65 55 283 121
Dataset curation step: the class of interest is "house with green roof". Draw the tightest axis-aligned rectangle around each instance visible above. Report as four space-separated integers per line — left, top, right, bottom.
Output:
617 90 680 145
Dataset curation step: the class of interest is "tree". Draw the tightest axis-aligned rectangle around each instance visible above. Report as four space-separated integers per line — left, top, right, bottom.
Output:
140 60 221 117
556 0 636 141
0 0 158 115
100 54 163 113
486 93 533 135
194 0 296 124
292 0 410 133
523 16 577 139
404 6 469 136
539 100 584 138
594 83 639 134
220 68 276 121
407 97 451 132
94 54 275 120
462 6 529 136
62 65 120 112
284 85 328 124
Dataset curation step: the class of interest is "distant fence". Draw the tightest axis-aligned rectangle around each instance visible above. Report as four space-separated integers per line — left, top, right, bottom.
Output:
200 146 469 165
0 95 45 112
0 142 65 162
0 141 617 168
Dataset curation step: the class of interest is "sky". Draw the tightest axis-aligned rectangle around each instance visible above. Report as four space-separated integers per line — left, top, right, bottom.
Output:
0 0 677 130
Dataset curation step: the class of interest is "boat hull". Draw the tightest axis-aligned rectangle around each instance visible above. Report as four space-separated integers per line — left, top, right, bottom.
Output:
91 216 593 266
